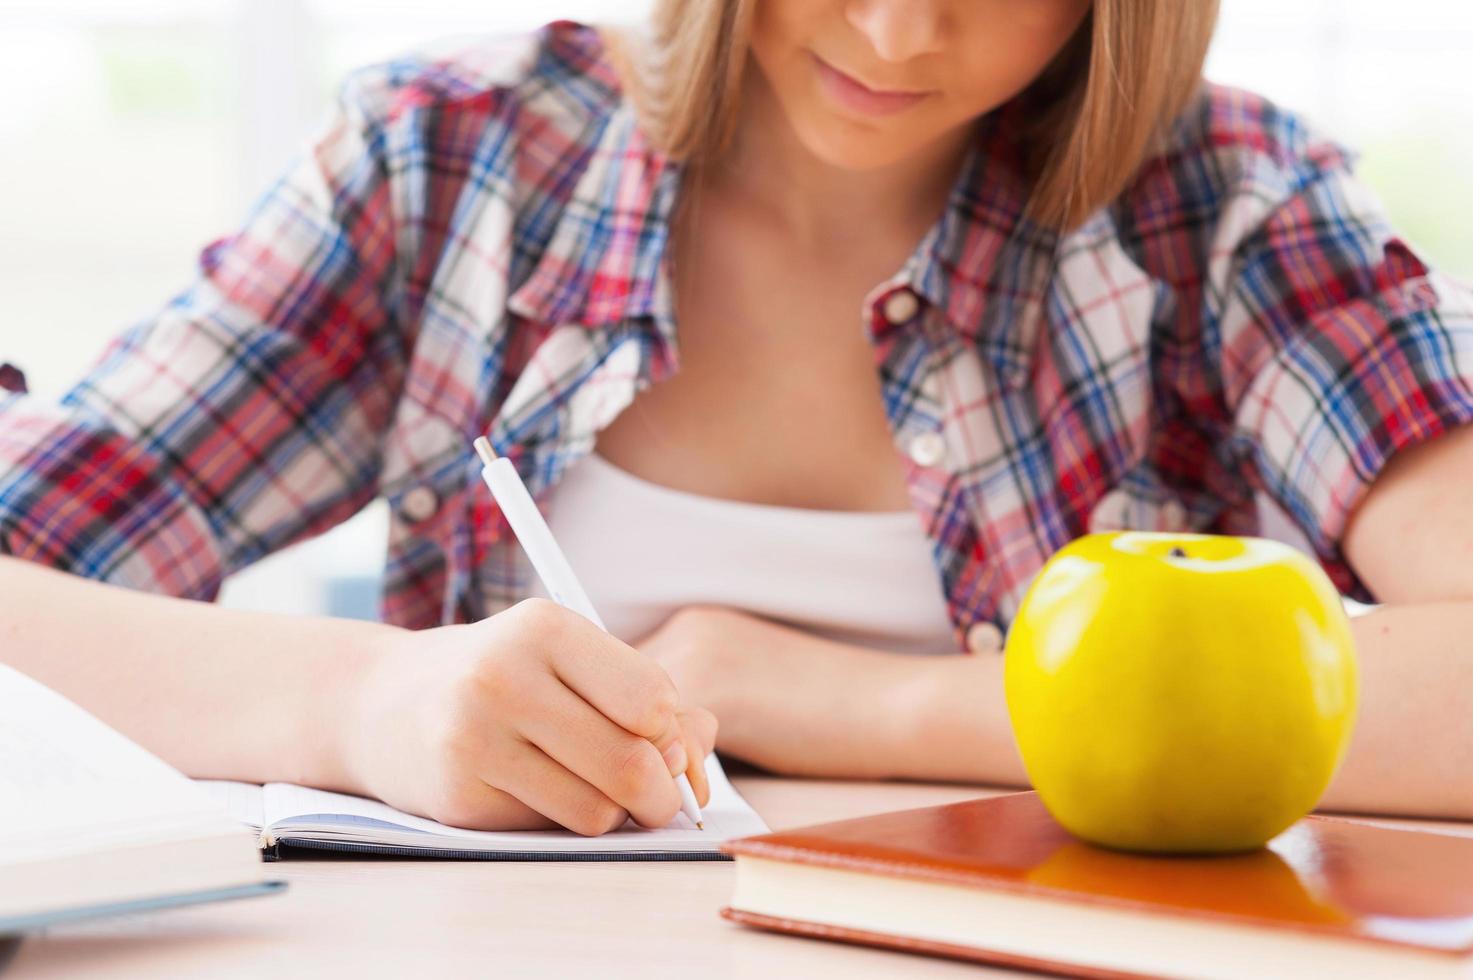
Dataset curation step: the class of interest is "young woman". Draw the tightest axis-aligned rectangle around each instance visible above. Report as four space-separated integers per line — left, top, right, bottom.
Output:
3 1 1472 835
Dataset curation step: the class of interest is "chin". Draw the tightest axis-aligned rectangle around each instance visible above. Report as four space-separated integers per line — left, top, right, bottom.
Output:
791 112 926 172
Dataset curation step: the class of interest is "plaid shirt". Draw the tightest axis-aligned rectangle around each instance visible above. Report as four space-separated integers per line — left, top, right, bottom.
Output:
3 21 1472 650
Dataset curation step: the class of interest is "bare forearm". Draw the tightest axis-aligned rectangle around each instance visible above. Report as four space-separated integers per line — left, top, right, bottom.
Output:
897 603 1473 816
906 603 1473 817
662 607 1029 785
888 653 1030 786
0 555 400 789
744 641 1029 787
1317 601 1473 819
719 600 1473 821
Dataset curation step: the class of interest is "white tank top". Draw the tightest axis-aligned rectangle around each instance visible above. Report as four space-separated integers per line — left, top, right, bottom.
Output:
531 451 957 655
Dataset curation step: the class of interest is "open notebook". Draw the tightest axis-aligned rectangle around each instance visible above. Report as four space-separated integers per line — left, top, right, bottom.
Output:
197 755 768 861
0 665 279 934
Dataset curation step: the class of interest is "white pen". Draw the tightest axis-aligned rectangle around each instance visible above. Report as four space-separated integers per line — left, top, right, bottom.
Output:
472 436 705 830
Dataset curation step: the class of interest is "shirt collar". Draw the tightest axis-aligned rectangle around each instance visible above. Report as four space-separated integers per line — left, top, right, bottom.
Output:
506 100 681 357
904 105 1060 387
507 94 1060 387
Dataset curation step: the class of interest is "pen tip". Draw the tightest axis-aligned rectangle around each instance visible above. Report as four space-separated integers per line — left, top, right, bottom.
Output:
696 821 705 830
472 437 496 467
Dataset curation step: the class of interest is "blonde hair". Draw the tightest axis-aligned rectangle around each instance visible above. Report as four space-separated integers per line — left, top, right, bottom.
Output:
618 1 1220 232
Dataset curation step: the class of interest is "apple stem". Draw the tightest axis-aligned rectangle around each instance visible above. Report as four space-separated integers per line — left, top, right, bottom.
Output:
1168 547 1187 559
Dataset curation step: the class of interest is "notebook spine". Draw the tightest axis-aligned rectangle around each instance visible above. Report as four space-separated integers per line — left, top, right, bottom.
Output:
272 837 732 861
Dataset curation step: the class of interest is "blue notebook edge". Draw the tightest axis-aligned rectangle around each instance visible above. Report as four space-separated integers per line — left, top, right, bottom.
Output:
0 879 287 935
272 836 732 862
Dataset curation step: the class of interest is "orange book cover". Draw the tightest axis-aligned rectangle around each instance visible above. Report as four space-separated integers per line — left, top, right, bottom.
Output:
722 791 1473 977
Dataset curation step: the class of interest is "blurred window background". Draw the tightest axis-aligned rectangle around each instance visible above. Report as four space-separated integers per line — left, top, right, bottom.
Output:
2 1 1469 617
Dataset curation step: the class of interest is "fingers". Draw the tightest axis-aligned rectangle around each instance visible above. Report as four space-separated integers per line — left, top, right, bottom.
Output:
522 600 682 742
678 725 710 809
516 674 683 828
676 706 717 808
680 705 718 756
425 778 561 833
642 708 689 779
492 600 720 830
477 739 633 837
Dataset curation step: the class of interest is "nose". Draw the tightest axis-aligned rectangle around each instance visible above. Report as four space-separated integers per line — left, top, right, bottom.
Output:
845 0 946 62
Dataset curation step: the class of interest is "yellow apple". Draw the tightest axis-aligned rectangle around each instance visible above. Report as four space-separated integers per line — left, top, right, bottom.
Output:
1004 531 1359 854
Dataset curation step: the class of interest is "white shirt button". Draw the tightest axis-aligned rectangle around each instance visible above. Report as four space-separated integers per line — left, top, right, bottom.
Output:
907 431 947 469
967 621 1005 654
882 288 920 325
401 485 440 523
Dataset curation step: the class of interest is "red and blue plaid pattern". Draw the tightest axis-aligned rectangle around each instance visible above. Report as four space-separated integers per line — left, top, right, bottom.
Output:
2 21 1471 648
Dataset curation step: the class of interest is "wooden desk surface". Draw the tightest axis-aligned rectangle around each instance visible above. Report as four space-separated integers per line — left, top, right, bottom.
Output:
12 777 1473 979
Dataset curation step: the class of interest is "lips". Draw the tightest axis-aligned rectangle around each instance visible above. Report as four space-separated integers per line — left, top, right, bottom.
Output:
810 53 930 117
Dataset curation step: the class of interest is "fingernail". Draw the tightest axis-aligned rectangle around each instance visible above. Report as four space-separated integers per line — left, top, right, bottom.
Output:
662 740 688 776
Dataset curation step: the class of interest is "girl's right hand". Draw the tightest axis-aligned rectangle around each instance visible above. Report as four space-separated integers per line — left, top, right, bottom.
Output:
341 598 717 835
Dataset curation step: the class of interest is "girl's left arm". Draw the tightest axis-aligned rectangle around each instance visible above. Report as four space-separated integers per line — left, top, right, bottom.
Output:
642 408 1473 821
635 604 1030 787
1327 418 1473 819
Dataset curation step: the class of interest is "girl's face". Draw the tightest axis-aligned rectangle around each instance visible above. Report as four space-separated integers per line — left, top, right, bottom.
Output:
748 0 1092 170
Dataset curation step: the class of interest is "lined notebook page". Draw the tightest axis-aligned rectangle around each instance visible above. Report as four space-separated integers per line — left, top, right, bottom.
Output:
195 781 266 830
198 755 767 855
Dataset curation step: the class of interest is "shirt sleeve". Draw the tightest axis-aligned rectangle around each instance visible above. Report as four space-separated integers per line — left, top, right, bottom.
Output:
0 77 413 600
1216 150 1473 601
